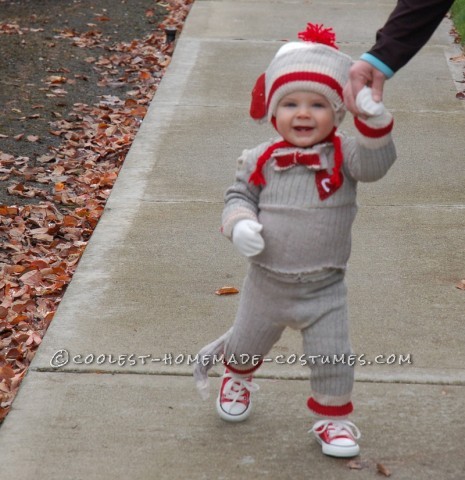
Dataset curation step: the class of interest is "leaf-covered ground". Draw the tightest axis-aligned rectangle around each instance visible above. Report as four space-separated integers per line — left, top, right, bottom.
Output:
0 0 194 423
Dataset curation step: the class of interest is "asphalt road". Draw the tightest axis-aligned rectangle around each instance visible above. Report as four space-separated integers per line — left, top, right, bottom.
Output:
0 0 166 205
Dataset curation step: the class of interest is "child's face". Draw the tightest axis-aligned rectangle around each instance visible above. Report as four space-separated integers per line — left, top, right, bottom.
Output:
275 91 335 147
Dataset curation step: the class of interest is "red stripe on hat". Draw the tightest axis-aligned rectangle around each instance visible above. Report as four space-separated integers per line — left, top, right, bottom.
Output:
267 71 343 112
354 117 394 138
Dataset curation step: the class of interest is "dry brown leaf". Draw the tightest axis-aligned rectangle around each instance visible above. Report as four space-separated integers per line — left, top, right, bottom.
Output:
450 53 465 62
49 75 67 84
456 279 465 290
347 459 370 470
376 463 392 477
139 70 152 81
124 98 138 108
4 265 26 275
0 366 15 381
215 286 240 296
347 460 362 470
37 154 55 163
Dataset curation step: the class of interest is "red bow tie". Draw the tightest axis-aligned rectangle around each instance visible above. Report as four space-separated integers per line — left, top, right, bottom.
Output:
273 151 321 170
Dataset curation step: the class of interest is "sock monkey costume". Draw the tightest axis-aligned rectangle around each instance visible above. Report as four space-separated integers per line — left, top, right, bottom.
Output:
194 23 396 418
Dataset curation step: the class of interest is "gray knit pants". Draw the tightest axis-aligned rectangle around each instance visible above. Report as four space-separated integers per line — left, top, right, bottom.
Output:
224 263 354 417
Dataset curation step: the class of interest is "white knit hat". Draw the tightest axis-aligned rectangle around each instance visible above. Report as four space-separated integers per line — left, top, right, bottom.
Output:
250 24 353 126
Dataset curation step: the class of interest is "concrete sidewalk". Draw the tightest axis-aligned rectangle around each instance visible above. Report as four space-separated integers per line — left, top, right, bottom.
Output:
1 1 465 478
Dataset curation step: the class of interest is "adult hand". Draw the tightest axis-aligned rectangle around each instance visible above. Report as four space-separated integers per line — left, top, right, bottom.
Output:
344 60 387 116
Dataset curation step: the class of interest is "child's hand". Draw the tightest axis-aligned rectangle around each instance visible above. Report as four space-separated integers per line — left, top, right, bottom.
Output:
355 86 385 117
232 219 265 257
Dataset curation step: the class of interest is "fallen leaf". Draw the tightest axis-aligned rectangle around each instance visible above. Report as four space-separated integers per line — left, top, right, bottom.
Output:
456 91 465 100
37 154 55 163
377 463 392 477
450 53 465 62
19 270 43 286
347 460 362 470
6 348 23 359
26 135 39 142
139 70 152 81
0 366 15 381
4 265 26 275
124 98 138 108
47 75 67 84
456 279 465 290
215 286 239 296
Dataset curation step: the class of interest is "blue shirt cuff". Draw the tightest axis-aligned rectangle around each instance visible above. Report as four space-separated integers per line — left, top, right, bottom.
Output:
360 53 395 79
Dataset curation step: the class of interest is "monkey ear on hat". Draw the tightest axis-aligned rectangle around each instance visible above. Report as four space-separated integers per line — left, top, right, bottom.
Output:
249 73 267 121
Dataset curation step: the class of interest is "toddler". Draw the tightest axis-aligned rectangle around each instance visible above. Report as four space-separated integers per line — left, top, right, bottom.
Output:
194 23 396 458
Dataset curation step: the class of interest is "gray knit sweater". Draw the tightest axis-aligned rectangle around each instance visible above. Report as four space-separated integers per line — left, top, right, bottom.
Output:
222 114 397 276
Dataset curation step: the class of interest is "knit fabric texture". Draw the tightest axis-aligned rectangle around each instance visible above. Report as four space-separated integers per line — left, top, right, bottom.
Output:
222 115 396 276
250 38 353 126
267 43 353 125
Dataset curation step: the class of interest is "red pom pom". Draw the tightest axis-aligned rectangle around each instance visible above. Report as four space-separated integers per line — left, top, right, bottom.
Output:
298 23 338 50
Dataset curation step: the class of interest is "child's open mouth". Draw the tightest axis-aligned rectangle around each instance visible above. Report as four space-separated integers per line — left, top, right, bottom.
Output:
294 126 314 132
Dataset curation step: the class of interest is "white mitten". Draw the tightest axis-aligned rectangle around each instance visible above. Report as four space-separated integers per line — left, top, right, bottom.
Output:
232 219 265 257
356 86 385 116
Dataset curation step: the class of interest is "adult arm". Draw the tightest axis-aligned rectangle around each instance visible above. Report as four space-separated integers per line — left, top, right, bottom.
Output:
363 0 455 77
345 0 454 113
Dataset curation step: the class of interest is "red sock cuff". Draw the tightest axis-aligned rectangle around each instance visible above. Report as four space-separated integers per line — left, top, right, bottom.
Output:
307 397 353 417
354 116 394 138
224 358 262 375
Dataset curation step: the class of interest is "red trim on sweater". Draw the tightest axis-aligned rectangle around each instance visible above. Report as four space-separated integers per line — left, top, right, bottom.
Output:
267 71 343 112
248 128 343 194
354 116 394 138
249 140 294 186
307 397 353 417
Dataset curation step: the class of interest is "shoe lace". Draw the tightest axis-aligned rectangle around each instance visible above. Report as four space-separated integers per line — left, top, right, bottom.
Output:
222 372 259 407
311 419 361 440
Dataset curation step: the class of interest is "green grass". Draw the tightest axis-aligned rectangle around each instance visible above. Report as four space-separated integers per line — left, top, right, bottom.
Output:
451 0 465 45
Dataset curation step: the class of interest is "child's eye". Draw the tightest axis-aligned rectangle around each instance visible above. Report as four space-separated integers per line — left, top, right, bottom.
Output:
283 102 297 107
312 103 326 108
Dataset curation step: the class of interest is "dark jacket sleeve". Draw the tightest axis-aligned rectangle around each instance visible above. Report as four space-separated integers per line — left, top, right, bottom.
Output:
367 0 455 73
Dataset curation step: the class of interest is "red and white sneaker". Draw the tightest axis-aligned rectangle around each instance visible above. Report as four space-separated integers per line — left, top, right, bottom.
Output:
216 369 259 422
311 419 361 457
